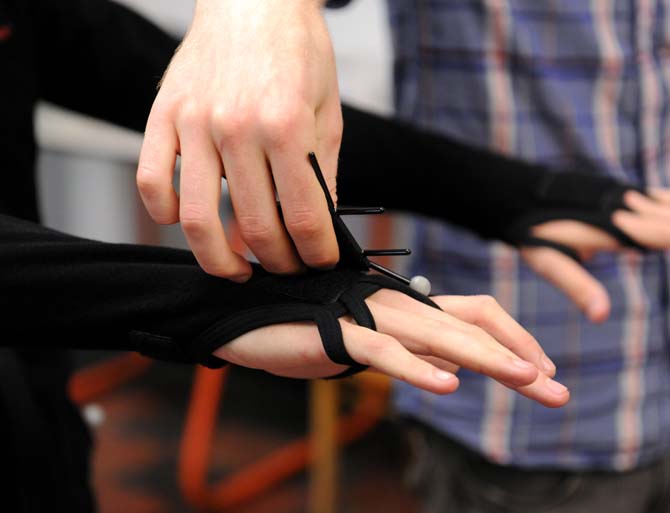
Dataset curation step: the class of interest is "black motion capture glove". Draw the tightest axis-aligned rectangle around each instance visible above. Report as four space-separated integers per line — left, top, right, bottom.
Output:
336 105 644 261
0 158 434 373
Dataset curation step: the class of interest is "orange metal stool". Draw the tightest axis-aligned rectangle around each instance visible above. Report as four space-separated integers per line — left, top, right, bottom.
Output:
69 352 153 405
177 366 390 512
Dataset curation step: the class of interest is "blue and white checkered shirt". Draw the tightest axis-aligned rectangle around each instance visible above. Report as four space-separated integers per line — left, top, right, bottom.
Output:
389 0 670 470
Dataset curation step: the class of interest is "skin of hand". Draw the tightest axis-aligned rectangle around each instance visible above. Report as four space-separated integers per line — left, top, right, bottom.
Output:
137 0 342 282
521 188 670 323
214 291 570 408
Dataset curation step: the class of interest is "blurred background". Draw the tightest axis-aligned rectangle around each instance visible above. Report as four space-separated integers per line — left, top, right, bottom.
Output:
41 1 421 512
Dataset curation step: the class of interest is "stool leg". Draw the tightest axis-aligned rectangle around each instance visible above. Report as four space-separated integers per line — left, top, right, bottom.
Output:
308 379 339 513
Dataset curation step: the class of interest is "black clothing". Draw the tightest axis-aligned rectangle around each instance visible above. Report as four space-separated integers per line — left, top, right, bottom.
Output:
0 0 175 223
0 213 436 372
337 107 641 261
0 1 176 511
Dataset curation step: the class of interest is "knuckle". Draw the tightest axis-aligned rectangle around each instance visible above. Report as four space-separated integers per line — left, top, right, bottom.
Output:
304 249 339 269
473 294 499 321
360 334 395 362
285 208 323 239
180 204 213 237
213 107 255 146
178 100 206 127
237 214 275 246
476 294 498 308
260 104 309 148
136 164 161 196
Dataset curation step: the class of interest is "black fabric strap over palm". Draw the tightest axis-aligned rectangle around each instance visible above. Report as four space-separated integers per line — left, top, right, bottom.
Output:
190 272 436 374
336 105 645 262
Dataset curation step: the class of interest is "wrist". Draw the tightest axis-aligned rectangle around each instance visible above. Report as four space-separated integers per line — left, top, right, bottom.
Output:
192 0 325 30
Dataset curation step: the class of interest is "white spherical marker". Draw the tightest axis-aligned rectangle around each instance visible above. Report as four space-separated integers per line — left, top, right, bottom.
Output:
409 275 431 296
82 403 106 428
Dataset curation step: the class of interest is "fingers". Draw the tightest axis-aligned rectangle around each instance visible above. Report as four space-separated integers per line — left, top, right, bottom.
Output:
214 319 459 394
367 301 539 387
614 189 670 249
218 140 303 274
265 105 339 269
624 190 670 219
140 0 343 279
417 355 460 375
612 210 670 249
520 246 610 323
178 122 251 281
342 322 459 395
431 295 556 377
137 111 180 225
530 220 620 258
368 289 554 376
501 372 570 408
648 188 670 204
367 296 569 407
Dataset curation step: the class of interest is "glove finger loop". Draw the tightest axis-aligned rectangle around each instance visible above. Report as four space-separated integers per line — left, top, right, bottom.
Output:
315 308 369 378
315 308 359 367
339 289 376 330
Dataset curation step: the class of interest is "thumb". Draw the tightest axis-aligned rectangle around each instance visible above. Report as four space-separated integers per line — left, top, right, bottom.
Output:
520 246 611 323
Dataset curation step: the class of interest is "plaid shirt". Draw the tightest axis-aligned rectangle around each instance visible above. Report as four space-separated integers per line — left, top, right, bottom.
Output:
389 0 670 470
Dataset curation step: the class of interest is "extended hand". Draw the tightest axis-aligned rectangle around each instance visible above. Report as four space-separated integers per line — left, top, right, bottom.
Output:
214 291 569 408
522 189 670 323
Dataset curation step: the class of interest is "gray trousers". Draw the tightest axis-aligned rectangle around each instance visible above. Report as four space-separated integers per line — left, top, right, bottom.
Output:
405 421 670 513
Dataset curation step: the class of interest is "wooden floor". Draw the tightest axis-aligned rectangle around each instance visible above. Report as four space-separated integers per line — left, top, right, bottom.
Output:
84 361 420 513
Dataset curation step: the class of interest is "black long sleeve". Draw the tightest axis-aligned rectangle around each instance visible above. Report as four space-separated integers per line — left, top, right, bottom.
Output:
0 0 179 222
0 213 430 368
1 214 237 364
336 105 548 241
336 106 637 254
29 0 179 132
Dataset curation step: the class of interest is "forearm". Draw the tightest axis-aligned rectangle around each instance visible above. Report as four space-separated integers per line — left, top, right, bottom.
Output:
336 106 542 237
336 105 635 251
0 215 247 365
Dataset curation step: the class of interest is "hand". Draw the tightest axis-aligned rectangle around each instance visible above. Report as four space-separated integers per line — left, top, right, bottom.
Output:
136 0 342 282
521 189 670 323
214 292 570 408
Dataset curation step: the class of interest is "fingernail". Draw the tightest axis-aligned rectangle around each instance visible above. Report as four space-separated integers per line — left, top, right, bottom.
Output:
541 354 556 375
546 377 568 395
434 369 455 382
512 359 536 370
